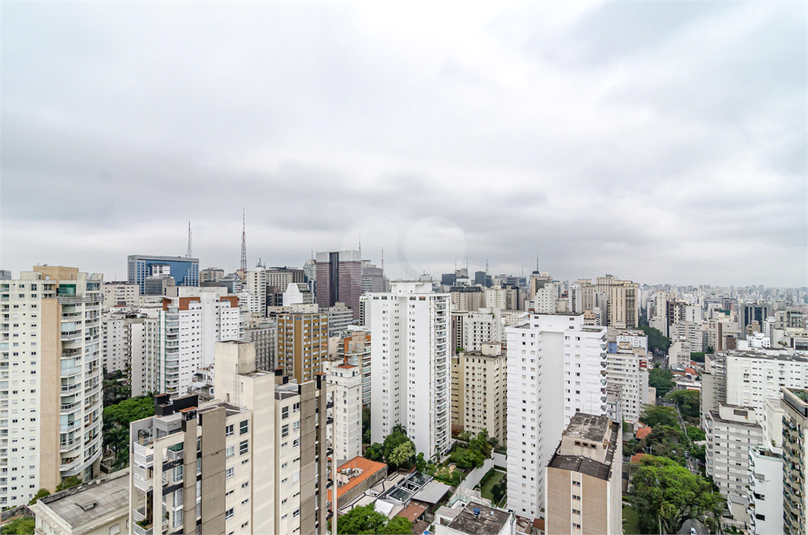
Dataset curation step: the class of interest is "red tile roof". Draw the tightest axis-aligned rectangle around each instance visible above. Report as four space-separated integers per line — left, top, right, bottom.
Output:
636 426 653 440
397 502 427 522
326 456 387 503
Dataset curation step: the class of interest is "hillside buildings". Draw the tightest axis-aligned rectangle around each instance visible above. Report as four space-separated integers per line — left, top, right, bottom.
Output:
369 282 451 460
506 313 608 521
545 413 622 535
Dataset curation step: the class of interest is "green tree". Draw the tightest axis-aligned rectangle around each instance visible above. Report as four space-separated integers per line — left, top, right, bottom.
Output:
639 326 671 353
690 352 706 363
379 516 414 534
28 489 50 505
103 396 154 469
491 479 507 504
632 456 723 534
649 368 676 398
388 441 415 468
687 426 706 441
334 504 388 534
640 405 680 429
668 390 700 419
56 476 82 492
0 518 35 535
365 443 384 462
415 452 427 473
383 426 414 469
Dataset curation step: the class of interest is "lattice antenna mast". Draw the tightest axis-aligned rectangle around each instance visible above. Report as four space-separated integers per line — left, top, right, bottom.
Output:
186 221 192 258
240 210 247 273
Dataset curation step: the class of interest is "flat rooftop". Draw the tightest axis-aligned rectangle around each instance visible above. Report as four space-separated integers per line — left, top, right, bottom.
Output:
446 502 510 535
563 413 611 442
327 456 387 503
38 470 128 528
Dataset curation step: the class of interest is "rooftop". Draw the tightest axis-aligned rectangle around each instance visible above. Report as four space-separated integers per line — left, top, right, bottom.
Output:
446 502 511 535
563 413 611 442
327 456 388 503
37 469 129 528
548 420 620 480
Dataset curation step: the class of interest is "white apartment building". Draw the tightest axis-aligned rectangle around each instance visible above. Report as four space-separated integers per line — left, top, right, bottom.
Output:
101 309 129 373
326 363 362 465
669 339 693 369
704 403 763 523
605 346 649 422
245 267 267 317
102 282 139 308
484 286 518 311
531 283 556 314
670 321 704 352
505 313 608 521
129 308 160 398
369 282 451 460
327 302 355 338
781 387 808 535
0 267 104 508
462 308 503 352
723 349 808 422
615 330 648 352
748 398 784 535
283 282 314 307
155 291 240 396
336 327 371 406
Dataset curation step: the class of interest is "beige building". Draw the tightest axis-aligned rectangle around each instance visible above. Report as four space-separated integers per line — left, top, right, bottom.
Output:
31 469 129 535
277 309 329 384
545 413 622 535
450 286 483 312
102 282 139 309
606 279 639 329
451 342 507 445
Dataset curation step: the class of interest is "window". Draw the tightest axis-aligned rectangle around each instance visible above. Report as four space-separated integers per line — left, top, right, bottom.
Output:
240 440 248 455
225 467 234 479
572 495 581 501
293 438 300 448
282 407 289 419
293 420 300 431
572 523 581 529
282 424 289 438
241 481 249 489
225 424 234 436
225 508 234 520
240 420 249 435
572 480 581 487
293 508 300 518
226 446 235 458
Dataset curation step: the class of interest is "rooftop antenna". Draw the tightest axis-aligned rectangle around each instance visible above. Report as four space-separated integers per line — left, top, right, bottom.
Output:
186 221 192 258
240 210 247 273
381 247 384 275
536 252 539 273
359 235 362 261
485 258 489 274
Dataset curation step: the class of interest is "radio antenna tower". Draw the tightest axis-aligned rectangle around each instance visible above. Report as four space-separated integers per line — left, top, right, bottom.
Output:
240 210 247 273
186 221 192 258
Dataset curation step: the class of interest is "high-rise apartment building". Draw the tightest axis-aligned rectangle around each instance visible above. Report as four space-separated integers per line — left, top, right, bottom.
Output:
266 267 305 294
605 345 649 423
127 255 199 294
315 251 362 322
545 413 622 535
450 286 483 312
326 302 355 338
101 309 129 373
336 327 371 406
199 267 225 283
276 309 329 384
326 363 362 465
361 262 389 294
153 291 240 396
606 279 639 329
245 267 268 317
462 308 503 351
369 282 451 460
450 342 507 445
102 282 139 308
506 313 608 521
781 387 808 535
484 286 519 311
0 267 104 508
242 317 277 372
748 398 784 535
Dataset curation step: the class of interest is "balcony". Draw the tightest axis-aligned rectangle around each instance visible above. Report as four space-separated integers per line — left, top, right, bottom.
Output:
133 522 153 535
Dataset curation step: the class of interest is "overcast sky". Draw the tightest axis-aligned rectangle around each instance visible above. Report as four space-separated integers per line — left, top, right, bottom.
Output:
2 1 806 287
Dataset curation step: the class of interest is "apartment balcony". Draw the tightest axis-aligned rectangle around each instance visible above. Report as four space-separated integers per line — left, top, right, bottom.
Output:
133 506 147 522
133 522 153 535
132 464 153 493
60 437 82 453
60 420 81 433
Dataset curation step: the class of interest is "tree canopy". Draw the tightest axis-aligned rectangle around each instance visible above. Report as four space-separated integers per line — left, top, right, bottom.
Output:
382 425 415 470
28 489 50 505
639 326 671 353
632 456 723 534
332 504 412 535
640 405 680 429
56 476 82 492
668 390 700 419
103 396 154 470
649 368 676 398
0 518 34 535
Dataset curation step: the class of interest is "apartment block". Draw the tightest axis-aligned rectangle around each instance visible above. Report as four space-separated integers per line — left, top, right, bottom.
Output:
506 313 608 521
450 286 483 312
369 282 451 460
450 342 507 445
103 282 139 308
704 404 763 522
670 321 704 352
327 302 355 338
336 327 371 406
0 267 104 507
462 308 503 352
748 399 784 535
605 345 649 423
484 286 519 311
781 387 808 535
101 309 130 373
277 309 329 384
607 279 639 329
326 363 362 465
242 317 277 372
545 413 622 535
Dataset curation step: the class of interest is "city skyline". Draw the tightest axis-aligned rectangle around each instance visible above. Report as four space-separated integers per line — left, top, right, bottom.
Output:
2 2 805 287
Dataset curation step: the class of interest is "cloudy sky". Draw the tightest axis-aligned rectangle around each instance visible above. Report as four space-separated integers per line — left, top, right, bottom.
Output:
2 1 805 287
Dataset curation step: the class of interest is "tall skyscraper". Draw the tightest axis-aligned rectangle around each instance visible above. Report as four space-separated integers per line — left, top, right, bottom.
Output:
315 251 362 321
369 282 451 460
127 255 199 294
505 313 608 522
0 267 104 508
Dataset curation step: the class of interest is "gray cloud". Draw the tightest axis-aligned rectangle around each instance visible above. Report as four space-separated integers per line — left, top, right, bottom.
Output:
1 2 805 287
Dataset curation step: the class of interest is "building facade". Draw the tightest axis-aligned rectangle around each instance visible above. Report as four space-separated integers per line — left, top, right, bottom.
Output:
450 342 507 445
506 313 608 521
277 309 329 384
315 251 362 322
326 363 363 466
781 387 808 535
127 255 199 294
369 282 451 460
